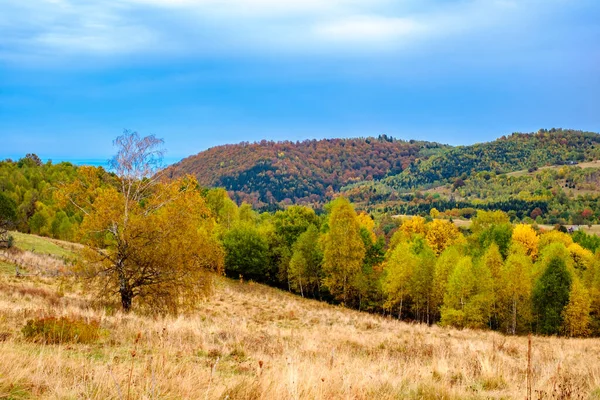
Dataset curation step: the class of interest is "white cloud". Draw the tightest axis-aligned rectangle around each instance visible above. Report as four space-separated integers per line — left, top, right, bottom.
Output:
0 0 572 63
313 16 425 44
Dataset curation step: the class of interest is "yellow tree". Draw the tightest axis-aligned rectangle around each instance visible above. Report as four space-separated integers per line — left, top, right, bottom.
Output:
512 224 539 260
356 212 377 243
539 230 573 251
382 242 417 319
400 216 426 239
498 250 533 335
431 246 462 320
425 219 464 256
481 243 504 328
561 278 591 337
71 131 224 313
322 197 365 304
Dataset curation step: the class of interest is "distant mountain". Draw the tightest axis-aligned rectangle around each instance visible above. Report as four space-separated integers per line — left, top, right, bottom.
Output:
165 136 447 209
383 129 600 190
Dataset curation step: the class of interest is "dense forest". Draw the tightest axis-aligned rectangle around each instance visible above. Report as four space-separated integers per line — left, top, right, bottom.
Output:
0 154 116 241
343 164 600 225
384 128 600 190
2 146 600 337
165 135 447 209
165 129 600 216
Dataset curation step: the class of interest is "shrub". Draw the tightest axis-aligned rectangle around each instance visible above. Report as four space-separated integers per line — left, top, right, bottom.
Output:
22 316 102 344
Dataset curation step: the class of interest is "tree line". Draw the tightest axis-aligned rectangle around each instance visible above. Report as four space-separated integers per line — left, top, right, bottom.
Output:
2 132 600 337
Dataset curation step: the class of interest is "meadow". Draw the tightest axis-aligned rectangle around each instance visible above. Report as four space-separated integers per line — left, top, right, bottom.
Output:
0 233 599 399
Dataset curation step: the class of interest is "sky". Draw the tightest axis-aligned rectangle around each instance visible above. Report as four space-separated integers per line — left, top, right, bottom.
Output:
1 0 599 163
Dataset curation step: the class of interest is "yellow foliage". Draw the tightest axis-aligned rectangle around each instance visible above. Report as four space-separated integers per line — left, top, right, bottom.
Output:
568 243 594 272
400 216 426 238
562 278 591 337
512 224 539 260
78 176 224 314
539 230 573 251
429 208 440 219
425 219 464 256
471 210 510 234
356 212 377 243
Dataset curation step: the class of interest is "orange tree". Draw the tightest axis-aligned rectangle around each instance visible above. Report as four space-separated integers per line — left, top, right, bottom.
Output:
64 131 223 313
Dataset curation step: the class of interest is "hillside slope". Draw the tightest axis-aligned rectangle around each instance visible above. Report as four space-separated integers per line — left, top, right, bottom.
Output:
384 128 600 190
1 240 600 399
165 136 446 208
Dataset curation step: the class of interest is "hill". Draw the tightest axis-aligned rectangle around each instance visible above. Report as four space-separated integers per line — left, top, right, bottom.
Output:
384 128 600 190
165 129 600 211
1 233 600 399
165 136 447 209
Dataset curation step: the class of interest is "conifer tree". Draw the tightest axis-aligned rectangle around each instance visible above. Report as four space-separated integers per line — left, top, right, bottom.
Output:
533 256 572 335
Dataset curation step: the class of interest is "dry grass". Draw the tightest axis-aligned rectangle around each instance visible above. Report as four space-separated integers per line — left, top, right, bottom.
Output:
0 272 599 400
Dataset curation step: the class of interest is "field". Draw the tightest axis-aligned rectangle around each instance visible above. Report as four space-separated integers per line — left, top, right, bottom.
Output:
0 234 599 399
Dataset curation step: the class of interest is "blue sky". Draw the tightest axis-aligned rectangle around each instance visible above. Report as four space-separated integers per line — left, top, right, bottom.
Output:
1 0 599 163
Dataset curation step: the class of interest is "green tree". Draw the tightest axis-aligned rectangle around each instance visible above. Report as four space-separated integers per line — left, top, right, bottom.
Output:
289 224 323 298
409 238 436 324
382 242 417 319
432 246 461 321
322 197 366 304
0 192 17 247
223 222 270 282
205 188 238 230
441 256 494 329
533 256 572 335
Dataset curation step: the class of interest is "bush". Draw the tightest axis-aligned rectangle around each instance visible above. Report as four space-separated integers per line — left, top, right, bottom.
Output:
22 316 102 344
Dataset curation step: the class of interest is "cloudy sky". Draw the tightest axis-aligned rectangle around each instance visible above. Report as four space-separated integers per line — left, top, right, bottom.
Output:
1 0 599 162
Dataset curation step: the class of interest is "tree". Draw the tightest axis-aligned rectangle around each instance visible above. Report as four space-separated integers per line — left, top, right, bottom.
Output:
206 188 238 230
498 251 532 334
382 242 417 319
322 197 365 304
288 224 323 298
425 219 463 256
532 256 572 335
440 256 494 329
272 205 320 288
222 222 270 282
561 278 591 337
73 131 224 313
408 238 436 324
512 224 539 259
431 246 461 321
0 192 16 247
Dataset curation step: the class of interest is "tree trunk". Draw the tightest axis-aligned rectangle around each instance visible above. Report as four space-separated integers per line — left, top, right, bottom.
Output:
120 281 134 312
512 297 517 335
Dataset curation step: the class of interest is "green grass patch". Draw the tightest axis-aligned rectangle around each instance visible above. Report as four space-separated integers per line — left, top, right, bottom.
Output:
0 261 16 275
10 232 74 258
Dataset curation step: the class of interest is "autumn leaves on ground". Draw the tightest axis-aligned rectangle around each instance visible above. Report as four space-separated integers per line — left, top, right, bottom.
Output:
0 234 597 400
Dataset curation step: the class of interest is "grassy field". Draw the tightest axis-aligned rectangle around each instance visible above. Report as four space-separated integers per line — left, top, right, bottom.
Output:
9 231 76 259
0 248 600 399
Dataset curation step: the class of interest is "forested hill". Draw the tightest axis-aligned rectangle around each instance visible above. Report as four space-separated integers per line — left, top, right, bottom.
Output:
384 129 600 190
165 136 447 208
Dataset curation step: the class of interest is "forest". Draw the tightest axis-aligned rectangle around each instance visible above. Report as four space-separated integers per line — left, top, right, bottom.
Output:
165 129 600 213
2 141 600 337
165 135 447 208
